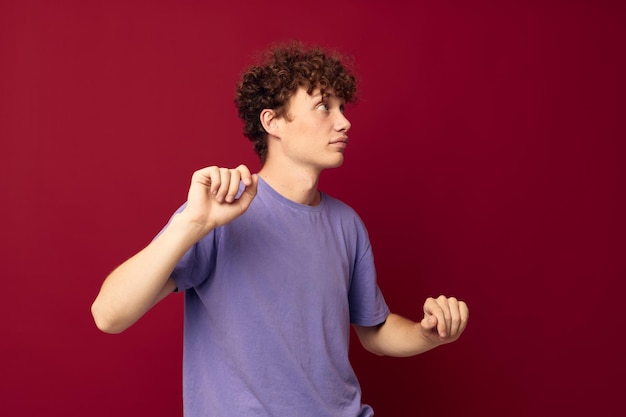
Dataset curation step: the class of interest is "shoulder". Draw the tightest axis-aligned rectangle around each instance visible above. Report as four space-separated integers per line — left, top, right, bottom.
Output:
321 193 368 231
322 193 358 215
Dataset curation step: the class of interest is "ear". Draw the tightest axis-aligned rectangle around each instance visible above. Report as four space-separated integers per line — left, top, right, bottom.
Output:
260 109 281 137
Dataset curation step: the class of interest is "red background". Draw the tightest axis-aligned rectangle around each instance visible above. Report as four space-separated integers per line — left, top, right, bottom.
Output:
1 1 624 416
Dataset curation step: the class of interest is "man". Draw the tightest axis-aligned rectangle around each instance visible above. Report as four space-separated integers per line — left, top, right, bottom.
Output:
91 41 469 417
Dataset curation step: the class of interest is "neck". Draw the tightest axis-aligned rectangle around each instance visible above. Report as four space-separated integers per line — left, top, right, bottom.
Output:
258 162 322 206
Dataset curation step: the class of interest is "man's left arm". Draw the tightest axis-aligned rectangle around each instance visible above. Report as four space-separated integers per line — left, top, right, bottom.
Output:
353 295 469 357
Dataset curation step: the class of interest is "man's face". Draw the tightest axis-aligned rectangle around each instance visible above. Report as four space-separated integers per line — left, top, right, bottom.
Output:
277 86 351 171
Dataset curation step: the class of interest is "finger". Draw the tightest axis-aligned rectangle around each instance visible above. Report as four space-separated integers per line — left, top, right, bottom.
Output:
202 166 221 195
447 296 461 337
423 297 445 338
435 295 452 338
215 168 232 202
191 166 218 189
458 300 469 335
225 169 242 203
235 164 252 186
236 174 258 210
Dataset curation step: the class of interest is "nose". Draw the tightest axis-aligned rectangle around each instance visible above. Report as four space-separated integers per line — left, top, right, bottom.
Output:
335 111 351 133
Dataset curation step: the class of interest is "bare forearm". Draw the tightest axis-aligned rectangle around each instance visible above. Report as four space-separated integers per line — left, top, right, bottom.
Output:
354 313 439 357
91 213 208 333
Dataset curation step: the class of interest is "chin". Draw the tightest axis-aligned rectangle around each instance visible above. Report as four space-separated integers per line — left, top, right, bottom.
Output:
327 156 345 169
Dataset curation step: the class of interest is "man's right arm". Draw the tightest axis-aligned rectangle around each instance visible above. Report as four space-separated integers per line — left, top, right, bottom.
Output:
91 165 258 334
91 214 209 333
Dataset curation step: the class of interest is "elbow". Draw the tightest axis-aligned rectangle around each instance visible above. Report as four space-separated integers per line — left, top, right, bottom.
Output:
361 340 386 357
353 324 386 356
364 347 385 357
91 300 126 334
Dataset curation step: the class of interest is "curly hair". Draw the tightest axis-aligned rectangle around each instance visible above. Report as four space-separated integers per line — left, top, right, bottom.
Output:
234 41 358 162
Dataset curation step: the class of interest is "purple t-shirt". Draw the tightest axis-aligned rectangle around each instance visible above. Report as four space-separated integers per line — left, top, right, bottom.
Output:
168 178 389 417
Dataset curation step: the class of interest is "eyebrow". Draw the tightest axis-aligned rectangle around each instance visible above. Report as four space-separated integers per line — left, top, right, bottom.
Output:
310 91 328 99
316 92 343 103
311 90 345 105
310 87 334 97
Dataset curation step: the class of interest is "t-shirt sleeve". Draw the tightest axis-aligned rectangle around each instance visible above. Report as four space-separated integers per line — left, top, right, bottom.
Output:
170 233 216 291
154 203 216 292
347 222 390 326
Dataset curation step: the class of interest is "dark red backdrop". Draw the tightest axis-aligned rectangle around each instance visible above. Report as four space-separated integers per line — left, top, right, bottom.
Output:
1 1 624 416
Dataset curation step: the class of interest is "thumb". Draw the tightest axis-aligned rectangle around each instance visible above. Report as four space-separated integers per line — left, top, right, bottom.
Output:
421 314 437 331
237 174 258 208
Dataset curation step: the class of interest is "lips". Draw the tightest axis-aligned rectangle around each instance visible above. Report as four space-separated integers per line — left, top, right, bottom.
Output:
330 136 349 144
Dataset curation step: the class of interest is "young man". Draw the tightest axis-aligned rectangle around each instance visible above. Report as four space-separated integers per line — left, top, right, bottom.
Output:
92 42 469 417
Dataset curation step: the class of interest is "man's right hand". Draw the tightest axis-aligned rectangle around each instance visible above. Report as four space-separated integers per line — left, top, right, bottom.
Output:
181 164 258 234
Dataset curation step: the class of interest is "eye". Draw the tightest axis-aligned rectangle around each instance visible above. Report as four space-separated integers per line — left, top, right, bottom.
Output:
317 102 329 111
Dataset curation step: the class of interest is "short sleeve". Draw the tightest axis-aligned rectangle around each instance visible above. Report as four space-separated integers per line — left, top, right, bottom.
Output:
347 224 390 326
154 203 217 291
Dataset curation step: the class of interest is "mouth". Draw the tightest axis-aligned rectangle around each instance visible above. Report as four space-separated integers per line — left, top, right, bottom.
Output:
330 136 349 145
